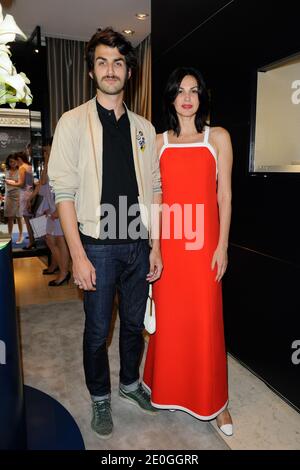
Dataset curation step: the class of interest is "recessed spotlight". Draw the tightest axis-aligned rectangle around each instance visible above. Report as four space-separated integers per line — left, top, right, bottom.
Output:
135 13 149 20
34 48 39 53
123 29 135 35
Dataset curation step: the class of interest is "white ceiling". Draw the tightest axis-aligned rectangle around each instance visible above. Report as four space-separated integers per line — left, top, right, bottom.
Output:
2 0 151 46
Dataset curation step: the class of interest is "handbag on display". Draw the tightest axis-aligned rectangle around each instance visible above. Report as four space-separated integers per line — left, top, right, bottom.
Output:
144 283 156 334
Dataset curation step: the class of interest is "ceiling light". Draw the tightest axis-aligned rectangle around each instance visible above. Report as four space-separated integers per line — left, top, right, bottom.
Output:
135 13 149 20
34 48 39 53
123 29 135 35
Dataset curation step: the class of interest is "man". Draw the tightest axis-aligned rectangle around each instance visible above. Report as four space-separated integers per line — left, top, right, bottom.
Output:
48 28 162 439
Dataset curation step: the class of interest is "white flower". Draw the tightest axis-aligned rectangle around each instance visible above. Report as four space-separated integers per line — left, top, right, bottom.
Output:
0 4 26 44
0 3 32 107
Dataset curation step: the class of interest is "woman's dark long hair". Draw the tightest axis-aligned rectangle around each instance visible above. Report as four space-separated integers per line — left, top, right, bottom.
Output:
164 67 210 136
5 154 17 170
14 151 29 164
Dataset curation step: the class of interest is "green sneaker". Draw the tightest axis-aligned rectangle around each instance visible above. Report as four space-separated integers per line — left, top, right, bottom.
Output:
119 384 158 414
91 399 113 439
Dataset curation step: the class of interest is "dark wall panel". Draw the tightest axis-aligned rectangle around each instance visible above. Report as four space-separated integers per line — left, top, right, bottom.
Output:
9 42 50 141
152 0 232 60
223 245 300 410
152 0 300 411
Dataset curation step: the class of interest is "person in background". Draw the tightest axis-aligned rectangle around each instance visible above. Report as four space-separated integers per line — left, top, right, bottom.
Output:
4 154 23 243
5 151 35 249
25 142 32 163
48 28 162 439
143 67 234 436
28 141 71 286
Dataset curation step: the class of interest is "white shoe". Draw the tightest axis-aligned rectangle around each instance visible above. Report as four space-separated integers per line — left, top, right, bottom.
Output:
16 237 24 244
218 423 233 436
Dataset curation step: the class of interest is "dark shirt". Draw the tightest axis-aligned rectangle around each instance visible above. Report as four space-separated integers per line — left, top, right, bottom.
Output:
80 101 146 245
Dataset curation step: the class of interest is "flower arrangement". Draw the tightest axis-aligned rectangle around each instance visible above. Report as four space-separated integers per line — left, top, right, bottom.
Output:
0 2 32 107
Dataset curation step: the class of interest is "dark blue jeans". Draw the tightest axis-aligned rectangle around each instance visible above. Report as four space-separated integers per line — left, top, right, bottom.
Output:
83 240 150 397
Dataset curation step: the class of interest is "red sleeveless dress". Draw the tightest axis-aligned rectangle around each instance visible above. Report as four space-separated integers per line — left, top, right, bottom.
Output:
143 127 228 419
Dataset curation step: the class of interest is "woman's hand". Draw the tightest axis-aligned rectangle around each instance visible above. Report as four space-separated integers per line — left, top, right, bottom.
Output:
147 247 163 282
5 179 15 186
211 245 228 282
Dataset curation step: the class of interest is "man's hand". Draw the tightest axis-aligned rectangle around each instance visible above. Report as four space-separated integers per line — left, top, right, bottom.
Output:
55 200 96 291
147 247 163 283
73 256 96 291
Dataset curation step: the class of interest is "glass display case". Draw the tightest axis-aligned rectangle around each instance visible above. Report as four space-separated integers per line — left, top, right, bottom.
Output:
249 52 300 173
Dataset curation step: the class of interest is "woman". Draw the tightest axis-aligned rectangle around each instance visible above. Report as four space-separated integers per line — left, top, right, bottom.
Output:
143 67 233 435
5 151 35 249
29 142 71 286
4 154 23 243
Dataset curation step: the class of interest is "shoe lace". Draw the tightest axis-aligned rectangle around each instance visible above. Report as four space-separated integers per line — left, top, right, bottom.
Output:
136 385 150 402
93 400 111 421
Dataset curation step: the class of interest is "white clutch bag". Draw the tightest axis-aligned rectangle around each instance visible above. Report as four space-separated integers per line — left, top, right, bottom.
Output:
144 284 156 334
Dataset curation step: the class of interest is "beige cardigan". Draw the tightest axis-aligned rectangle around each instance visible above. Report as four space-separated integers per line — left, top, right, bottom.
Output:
48 97 161 240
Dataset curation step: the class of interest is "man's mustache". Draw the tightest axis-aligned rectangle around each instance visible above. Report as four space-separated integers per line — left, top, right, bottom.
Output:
102 76 120 81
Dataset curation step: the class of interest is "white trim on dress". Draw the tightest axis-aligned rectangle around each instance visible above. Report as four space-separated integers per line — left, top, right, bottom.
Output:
142 381 228 421
160 127 218 177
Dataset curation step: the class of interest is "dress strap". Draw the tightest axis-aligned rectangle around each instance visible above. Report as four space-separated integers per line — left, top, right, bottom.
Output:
204 126 210 144
163 131 169 146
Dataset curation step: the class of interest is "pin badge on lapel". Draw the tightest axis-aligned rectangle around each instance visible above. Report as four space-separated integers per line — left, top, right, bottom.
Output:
137 130 146 152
